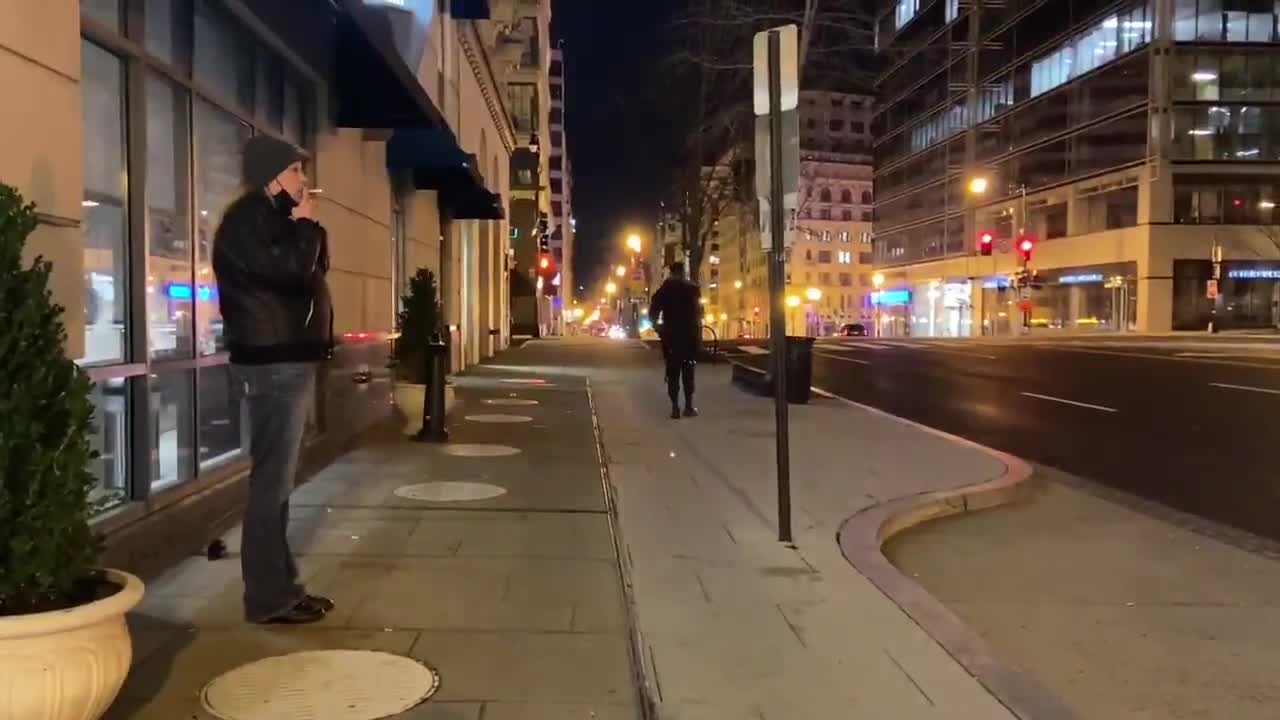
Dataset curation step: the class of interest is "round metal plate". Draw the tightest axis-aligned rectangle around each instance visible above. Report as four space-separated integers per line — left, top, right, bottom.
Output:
438 443 522 457
483 398 539 406
394 481 508 502
200 650 439 720
464 414 533 424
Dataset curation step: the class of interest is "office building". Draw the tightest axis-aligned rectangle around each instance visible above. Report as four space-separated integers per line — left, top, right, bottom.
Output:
5 0 524 575
873 0 1280 336
549 46 575 321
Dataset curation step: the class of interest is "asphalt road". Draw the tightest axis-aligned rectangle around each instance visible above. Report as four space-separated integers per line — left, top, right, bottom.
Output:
728 335 1280 541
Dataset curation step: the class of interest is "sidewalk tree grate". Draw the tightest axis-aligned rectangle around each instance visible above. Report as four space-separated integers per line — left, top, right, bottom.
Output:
200 650 439 720
465 414 533 424
439 443 522 457
483 398 539 406
394 481 508 502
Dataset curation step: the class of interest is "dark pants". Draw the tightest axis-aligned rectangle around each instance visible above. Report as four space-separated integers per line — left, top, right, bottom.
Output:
232 362 315 622
662 342 696 406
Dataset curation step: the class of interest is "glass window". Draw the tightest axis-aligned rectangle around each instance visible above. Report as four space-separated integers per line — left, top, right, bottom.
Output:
81 0 121 30
284 77 306 144
194 99 251 356
146 0 191 72
818 250 833 263
194 0 254 111
256 49 285 133
88 378 129 511
198 364 247 468
149 370 196 489
1197 0 1224 40
81 41 129 366
147 74 195 360
842 209 853 221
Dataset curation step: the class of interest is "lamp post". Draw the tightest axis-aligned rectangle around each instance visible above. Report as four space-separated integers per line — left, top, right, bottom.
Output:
872 272 885 337
804 287 821 336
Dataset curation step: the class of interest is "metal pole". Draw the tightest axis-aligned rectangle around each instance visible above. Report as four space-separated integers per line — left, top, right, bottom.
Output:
766 29 792 544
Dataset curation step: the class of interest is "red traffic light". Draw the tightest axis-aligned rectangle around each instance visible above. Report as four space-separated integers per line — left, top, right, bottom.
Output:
1019 238 1034 253
980 232 994 246
978 231 994 256
538 256 551 270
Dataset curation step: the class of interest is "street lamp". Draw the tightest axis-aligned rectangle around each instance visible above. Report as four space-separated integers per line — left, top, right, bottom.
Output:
615 265 626 278
786 295 801 307
626 234 642 253
872 273 885 338
968 176 989 195
605 282 617 295
805 287 822 302
734 279 743 290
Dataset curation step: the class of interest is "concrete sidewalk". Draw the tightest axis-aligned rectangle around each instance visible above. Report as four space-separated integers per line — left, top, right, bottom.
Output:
503 338 1025 719
107 370 640 719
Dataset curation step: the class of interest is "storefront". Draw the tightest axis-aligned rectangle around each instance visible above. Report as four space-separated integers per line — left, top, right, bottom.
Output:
1173 260 1280 330
980 262 1137 335
908 279 974 338
870 288 912 337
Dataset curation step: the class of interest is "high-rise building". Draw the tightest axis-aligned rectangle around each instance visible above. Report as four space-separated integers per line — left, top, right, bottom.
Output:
549 47 574 314
873 0 1280 337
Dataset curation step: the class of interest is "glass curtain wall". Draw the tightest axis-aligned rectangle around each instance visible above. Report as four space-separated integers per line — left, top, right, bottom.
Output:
79 0 313 513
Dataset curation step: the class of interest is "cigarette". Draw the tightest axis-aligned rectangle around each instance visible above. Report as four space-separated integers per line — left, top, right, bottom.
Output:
307 188 324 196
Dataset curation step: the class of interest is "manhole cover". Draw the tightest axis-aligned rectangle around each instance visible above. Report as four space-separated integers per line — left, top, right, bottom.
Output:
201 650 439 720
483 398 539 406
439 443 522 457
395 481 508 502
465 414 533 424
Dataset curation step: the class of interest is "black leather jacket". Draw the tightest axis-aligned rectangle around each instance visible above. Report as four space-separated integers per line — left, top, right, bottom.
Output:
212 191 333 365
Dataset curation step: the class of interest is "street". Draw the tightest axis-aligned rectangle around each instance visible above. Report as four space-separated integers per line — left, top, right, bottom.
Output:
729 336 1280 542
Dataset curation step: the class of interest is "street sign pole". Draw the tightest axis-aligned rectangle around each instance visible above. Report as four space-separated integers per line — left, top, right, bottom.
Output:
766 29 792 544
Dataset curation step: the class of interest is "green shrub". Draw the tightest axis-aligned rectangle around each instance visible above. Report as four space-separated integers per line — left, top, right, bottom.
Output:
0 183 101 616
394 268 442 384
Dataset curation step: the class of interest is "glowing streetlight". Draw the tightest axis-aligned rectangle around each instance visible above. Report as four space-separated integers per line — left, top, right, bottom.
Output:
872 272 885 289
626 234 643 253
786 295 801 308
805 287 822 302
968 176 989 195
698 297 709 305
615 265 627 277
719 312 729 321
605 282 618 295
733 279 743 289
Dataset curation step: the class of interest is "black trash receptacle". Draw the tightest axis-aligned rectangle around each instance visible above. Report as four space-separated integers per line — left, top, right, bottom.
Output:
785 336 815 404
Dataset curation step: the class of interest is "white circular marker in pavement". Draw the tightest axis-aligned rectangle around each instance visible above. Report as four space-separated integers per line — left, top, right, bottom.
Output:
465 414 533 424
201 650 439 720
395 481 508 502
439 443 522 457
499 378 549 385
483 398 539 406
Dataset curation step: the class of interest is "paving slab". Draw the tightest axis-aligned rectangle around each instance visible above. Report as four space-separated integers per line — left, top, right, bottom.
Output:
108 372 639 720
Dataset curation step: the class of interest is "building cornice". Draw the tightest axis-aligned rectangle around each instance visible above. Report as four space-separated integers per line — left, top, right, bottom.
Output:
460 21 517 154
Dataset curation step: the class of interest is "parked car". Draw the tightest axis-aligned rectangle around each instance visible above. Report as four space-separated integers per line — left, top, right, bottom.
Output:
837 323 868 337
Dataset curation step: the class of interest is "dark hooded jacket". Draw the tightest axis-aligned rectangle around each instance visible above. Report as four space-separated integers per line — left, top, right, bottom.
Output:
649 276 702 354
211 191 333 365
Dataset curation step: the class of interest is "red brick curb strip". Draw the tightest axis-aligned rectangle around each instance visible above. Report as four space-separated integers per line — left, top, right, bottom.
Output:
816 388 1080 720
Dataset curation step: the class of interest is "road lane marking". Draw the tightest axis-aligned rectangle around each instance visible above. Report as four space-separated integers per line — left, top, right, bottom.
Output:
915 347 998 360
1021 392 1118 413
1034 345 1280 371
863 342 894 349
815 351 871 365
1210 382 1280 396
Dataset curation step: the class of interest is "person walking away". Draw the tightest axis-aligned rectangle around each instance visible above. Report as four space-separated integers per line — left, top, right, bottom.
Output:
649 262 702 419
212 136 334 625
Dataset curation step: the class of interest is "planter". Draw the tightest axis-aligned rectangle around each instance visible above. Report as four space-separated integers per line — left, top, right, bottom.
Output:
393 383 456 435
0 569 144 720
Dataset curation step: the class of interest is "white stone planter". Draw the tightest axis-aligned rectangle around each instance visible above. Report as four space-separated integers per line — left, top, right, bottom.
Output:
0 569 144 720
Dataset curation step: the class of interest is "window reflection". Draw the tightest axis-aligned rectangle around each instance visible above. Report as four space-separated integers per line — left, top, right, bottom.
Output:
81 41 129 366
198 364 248 469
149 370 196 489
147 74 195 360
194 99 250 356
88 378 129 512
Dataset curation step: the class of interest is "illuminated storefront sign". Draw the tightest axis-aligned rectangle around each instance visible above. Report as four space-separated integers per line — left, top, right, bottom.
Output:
1228 268 1280 280
1059 273 1105 284
871 289 911 305
165 283 215 301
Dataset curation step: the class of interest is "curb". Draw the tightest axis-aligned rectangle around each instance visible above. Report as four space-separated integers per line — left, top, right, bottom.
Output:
813 387 1080 720
585 378 661 720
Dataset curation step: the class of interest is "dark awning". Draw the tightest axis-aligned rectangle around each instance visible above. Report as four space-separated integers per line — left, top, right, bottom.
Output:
445 188 506 221
333 0 448 130
387 129 479 189
450 0 492 19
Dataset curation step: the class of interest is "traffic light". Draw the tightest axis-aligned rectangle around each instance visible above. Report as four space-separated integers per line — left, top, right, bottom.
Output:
536 254 557 296
978 231 994 256
1018 235 1034 263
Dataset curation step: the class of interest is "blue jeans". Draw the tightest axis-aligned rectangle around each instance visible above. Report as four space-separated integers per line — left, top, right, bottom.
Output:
231 362 316 622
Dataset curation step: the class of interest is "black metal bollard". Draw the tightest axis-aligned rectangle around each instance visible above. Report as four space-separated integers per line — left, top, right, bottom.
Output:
413 333 450 443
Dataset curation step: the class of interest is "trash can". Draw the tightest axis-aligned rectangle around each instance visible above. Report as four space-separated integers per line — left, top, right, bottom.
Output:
785 336 815 404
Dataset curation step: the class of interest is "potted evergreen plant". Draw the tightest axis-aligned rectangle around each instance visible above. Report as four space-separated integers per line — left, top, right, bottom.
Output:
0 183 144 720
392 268 449 433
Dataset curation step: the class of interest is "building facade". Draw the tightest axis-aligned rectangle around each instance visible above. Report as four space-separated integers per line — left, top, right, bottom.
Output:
874 0 1280 337
548 46 575 321
6 0 521 576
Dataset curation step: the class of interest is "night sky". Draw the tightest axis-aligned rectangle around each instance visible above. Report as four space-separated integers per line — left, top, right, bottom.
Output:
552 0 683 293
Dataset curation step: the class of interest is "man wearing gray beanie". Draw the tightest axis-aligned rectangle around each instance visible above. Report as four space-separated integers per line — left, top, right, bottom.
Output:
212 135 334 624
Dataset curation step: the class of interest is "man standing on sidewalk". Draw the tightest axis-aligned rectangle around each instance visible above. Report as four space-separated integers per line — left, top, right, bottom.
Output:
212 136 334 625
649 262 702 419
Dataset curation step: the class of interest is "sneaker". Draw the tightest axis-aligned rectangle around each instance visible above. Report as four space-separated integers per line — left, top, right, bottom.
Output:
683 406 699 418
258 600 326 625
670 407 682 420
